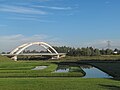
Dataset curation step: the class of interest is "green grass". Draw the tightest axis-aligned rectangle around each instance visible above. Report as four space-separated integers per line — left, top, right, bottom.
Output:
0 55 14 62
0 78 119 90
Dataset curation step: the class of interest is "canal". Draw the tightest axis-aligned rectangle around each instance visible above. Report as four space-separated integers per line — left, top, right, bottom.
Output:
55 64 113 78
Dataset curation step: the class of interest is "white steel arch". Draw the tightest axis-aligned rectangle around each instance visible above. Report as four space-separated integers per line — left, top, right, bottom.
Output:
10 42 59 60
10 43 29 54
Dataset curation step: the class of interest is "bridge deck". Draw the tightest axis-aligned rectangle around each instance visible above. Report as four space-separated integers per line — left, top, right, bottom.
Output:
2 53 66 56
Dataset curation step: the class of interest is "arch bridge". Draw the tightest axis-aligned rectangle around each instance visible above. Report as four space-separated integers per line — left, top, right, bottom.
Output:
2 42 66 61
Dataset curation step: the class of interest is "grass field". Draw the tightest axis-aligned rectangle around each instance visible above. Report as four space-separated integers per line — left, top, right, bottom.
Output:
0 55 120 90
0 78 120 90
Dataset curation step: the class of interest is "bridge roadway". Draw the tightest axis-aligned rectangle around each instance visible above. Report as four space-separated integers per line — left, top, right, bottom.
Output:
2 53 66 56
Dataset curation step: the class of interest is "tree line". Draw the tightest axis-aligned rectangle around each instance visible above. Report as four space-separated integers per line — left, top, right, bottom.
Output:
53 46 120 56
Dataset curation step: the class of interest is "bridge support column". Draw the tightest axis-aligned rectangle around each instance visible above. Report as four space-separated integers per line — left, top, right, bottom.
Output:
59 54 66 58
55 55 60 59
51 55 60 59
11 56 17 61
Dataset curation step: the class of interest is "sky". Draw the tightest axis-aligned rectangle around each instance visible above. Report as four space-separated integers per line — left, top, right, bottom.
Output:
0 0 120 52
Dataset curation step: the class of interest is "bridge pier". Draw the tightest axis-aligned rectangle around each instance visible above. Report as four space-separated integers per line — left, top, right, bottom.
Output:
51 55 60 59
11 56 17 61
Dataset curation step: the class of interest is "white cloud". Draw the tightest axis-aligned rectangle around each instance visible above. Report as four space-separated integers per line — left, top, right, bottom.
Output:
7 17 55 22
0 34 61 52
105 1 110 4
33 5 72 10
83 39 120 49
1 11 54 22
0 5 47 15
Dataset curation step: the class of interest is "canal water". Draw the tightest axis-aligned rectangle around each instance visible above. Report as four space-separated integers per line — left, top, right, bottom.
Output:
81 67 112 78
55 65 112 78
32 66 47 70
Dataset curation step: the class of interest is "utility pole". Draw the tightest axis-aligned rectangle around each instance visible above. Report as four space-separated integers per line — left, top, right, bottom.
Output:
107 41 111 49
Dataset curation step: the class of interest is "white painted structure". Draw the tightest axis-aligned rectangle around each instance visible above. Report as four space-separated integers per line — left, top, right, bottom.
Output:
8 42 61 61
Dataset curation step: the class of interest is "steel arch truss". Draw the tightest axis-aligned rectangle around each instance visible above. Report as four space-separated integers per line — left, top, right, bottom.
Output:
10 42 59 60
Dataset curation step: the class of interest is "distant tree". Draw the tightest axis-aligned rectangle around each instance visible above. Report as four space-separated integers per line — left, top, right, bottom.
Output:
1 52 6 54
100 49 106 55
94 49 101 56
81 47 86 56
76 48 81 56
43 46 117 56
89 47 95 56
114 48 119 52
7 52 10 54
25 50 30 53
86 47 92 56
67 47 74 56
31 50 37 53
106 49 113 55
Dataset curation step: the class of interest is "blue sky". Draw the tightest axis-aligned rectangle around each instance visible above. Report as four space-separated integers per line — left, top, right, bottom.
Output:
0 0 120 51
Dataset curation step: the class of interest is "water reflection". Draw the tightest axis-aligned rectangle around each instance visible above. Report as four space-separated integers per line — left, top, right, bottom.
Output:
55 65 70 73
55 64 113 78
55 68 69 73
81 67 112 78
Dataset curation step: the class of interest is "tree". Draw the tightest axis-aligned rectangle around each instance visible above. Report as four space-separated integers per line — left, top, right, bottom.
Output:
81 47 86 56
100 49 106 55
89 47 95 56
76 48 81 56
1 52 6 54
106 49 113 55
94 49 101 56
86 47 92 56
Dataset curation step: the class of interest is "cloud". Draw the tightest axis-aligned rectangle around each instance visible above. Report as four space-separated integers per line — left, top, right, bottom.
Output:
105 1 110 4
0 5 47 15
7 17 55 22
9 0 63 3
105 1 111 7
83 39 120 49
0 34 61 52
33 5 72 10
1 34 120 53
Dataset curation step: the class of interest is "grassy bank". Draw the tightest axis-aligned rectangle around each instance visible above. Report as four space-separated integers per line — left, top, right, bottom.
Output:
0 55 85 77
57 55 120 61
0 78 119 90
0 55 14 62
